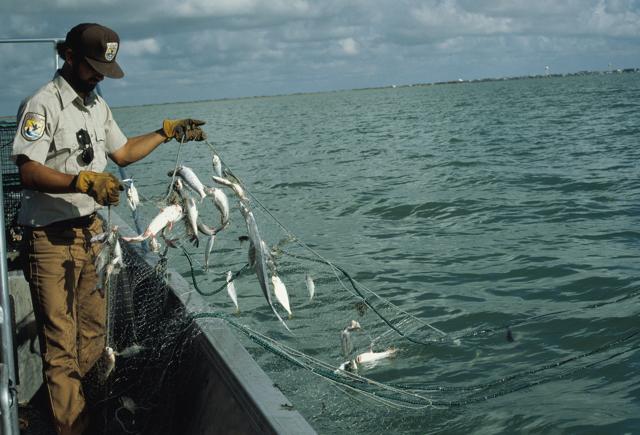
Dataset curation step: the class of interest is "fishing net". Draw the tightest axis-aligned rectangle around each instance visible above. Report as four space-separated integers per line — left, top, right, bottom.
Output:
90 138 640 432
83 234 199 435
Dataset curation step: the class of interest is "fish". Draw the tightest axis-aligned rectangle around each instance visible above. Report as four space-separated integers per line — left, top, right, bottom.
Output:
115 344 146 358
95 228 124 291
211 175 248 202
226 271 239 311
120 396 138 414
305 273 315 301
335 360 358 374
106 239 123 281
90 232 109 244
506 327 514 343
212 154 223 178
239 201 290 332
341 320 362 357
205 187 230 229
261 240 277 274
204 234 215 271
122 178 140 211
355 347 397 365
98 346 116 382
271 275 292 317
149 237 161 253
185 196 200 247
197 219 217 236
169 166 207 200
122 204 183 244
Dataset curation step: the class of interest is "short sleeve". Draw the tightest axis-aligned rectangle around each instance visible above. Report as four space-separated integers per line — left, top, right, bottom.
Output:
12 98 54 164
104 104 127 154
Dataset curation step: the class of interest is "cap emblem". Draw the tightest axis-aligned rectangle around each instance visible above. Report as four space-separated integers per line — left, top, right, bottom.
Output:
105 42 118 61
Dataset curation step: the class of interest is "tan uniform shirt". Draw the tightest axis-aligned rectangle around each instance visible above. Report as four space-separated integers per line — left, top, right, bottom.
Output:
12 72 127 227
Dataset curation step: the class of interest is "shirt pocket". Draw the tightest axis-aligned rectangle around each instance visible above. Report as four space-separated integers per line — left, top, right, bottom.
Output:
48 129 75 174
91 126 108 172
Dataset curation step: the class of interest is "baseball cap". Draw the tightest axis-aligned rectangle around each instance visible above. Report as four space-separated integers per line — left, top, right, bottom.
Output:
64 23 124 79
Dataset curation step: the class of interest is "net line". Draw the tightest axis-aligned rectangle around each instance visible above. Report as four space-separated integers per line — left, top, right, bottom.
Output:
91 137 640 428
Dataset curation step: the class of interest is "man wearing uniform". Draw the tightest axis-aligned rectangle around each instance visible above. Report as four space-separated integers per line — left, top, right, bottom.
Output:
12 23 206 435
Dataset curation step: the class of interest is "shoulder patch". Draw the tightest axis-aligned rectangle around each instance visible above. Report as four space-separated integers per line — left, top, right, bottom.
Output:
21 112 46 141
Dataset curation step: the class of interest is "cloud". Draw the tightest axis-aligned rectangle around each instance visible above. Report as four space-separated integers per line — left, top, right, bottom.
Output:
411 0 514 37
339 37 359 55
0 0 639 115
122 38 160 56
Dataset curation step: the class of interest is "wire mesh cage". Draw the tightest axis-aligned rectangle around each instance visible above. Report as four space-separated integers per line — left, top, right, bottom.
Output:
0 121 22 258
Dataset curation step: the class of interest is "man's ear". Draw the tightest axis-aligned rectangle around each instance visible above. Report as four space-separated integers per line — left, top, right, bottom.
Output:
64 48 74 65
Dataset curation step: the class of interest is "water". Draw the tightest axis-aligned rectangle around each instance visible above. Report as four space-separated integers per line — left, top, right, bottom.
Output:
111 73 640 434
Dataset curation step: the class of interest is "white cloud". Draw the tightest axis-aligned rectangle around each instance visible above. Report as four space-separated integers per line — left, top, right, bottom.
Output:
411 0 513 37
166 0 312 18
1 0 640 115
585 0 640 36
339 37 359 55
122 38 160 56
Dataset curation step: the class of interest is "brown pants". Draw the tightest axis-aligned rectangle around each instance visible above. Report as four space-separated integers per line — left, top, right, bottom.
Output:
21 215 105 435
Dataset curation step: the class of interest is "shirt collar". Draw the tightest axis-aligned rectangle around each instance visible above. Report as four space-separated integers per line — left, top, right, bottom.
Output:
52 71 98 109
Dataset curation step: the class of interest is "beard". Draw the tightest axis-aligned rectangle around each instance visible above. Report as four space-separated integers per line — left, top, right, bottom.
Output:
68 61 98 94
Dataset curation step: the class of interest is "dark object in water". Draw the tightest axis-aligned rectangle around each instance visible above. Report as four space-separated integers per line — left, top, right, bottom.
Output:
354 301 368 317
506 327 514 343
238 235 249 243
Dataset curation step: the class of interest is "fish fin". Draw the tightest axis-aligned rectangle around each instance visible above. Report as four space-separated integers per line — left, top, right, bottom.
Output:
163 237 180 248
189 235 200 248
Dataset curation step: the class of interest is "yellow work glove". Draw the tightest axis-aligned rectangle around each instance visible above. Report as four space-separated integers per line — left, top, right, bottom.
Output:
162 118 207 142
73 171 123 206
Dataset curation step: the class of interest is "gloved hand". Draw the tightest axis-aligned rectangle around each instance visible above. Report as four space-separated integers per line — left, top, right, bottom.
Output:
162 119 207 142
73 171 123 206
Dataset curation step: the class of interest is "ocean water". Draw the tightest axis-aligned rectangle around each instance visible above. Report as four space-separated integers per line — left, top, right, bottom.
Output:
111 72 640 434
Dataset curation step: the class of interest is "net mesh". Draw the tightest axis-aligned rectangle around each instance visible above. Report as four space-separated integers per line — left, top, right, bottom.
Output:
2 121 639 432
0 121 22 256
106 140 640 416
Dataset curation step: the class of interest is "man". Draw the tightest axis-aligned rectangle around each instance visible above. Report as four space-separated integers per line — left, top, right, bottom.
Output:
12 23 206 435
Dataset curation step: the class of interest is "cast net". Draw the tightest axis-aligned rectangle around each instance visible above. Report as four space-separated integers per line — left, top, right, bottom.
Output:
83 139 640 434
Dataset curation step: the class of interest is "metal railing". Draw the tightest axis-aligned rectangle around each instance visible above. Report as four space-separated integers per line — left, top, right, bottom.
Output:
0 38 63 435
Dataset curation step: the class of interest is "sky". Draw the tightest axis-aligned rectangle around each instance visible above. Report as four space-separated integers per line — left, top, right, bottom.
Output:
1 0 639 115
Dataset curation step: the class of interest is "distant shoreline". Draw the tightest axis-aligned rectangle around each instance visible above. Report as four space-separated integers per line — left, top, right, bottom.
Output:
1 67 638 118
112 67 639 110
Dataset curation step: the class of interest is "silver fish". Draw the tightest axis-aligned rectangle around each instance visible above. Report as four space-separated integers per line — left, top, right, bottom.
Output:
211 175 248 202
226 271 239 312
335 359 358 374
170 165 207 200
122 204 183 244
355 347 397 365
95 228 123 291
197 219 217 236
271 275 291 317
122 178 140 211
149 237 161 253
115 344 146 358
185 196 200 247
341 320 362 357
305 273 315 301
212 154 223 178
98 346 116 383
91 232 109 244
239 202 290 332
204 234 216 271
205 187 230 228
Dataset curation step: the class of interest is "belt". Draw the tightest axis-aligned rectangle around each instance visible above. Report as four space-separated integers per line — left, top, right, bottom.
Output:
40 213 98 230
